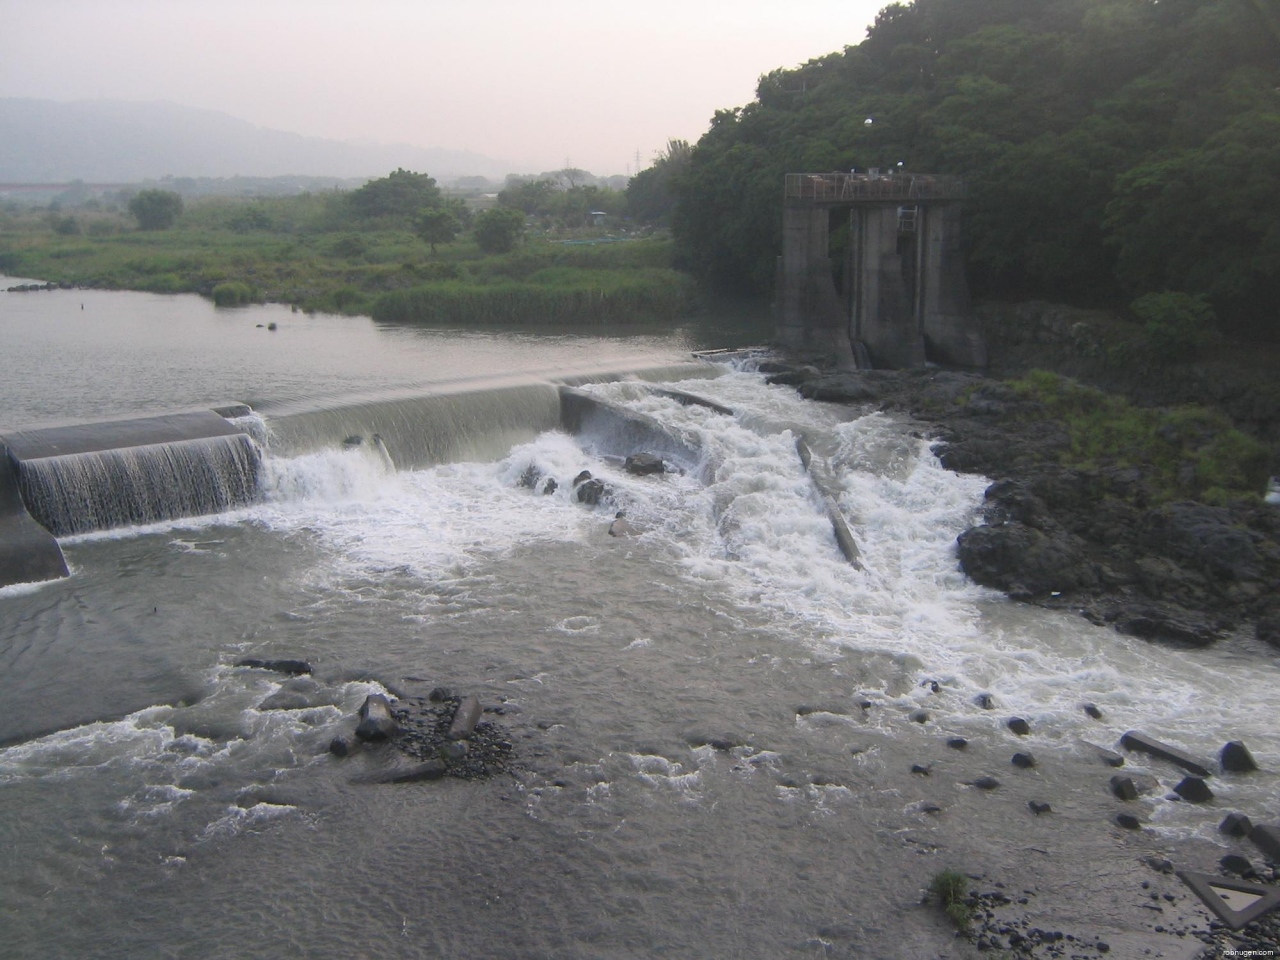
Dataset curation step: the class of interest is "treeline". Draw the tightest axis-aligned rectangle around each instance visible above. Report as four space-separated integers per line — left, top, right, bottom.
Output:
670 0 1280 339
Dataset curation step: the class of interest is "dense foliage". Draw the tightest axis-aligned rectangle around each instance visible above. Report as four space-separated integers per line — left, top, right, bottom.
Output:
473 206 527 254
128 189 183 230
497 173 626 229
625 140 692 226
672 0 1280 338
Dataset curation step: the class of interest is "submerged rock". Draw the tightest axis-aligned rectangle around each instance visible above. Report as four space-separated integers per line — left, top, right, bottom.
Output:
1220 812 1253 837
355 694 399 742
624 453 665 476
1221 740 1258 773
236 657 313 676
575 477 607 506
1172 776 1213 803
1110 776 1139 801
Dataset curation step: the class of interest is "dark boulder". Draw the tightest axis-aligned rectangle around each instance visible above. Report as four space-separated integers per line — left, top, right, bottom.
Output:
1221 741 1258 773
1093 746 1125 768
1012 752 1037 769
1107 603 1217 647
946 737 968 750
1172 776 1213 803
1220 813 1253 837
1220 854 1254 877
956 522 1096 596
1139 501 1263 582
1114 813 1142 830
236 657 313 675
970 776 1000 790
329 735 352 758
908 709 930 724
1083 703 1103 720
1007 717 1031 736
982 479 1054 530
624 453 665 476
1110 776 1140 801
974 693 996 710
575 478 607 506
1029 801 1052 815
355 694 399 742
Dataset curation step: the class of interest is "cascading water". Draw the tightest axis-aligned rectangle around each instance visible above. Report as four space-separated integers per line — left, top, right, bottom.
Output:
16 433 262 536
1 365 1276 958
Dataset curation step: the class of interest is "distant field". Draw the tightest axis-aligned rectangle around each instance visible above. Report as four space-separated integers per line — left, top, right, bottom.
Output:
0 194 694 324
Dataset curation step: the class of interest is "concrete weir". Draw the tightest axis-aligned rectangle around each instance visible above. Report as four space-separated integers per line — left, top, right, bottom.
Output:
0 445 69 588
778 172 987 370
0 410 261 587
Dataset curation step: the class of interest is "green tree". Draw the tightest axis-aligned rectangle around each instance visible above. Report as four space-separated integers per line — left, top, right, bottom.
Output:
473 206 526 253
498 178 557 214
668 0 1280 334
347 168 442 220
626 139 692 225
1130 291 1220 361
415 207 461 255
128 189 184 230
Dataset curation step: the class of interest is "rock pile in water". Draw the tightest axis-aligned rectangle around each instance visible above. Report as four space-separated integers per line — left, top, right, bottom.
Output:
332 690 517 781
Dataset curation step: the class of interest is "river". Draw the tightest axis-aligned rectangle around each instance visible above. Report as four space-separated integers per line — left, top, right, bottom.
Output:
0 281 1275 958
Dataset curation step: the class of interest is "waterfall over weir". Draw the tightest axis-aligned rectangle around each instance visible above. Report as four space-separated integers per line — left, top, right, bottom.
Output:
3 411 262 539
16 434 261 537
0 360 716 586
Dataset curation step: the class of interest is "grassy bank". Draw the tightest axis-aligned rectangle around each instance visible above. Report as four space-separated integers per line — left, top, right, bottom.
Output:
1008 370 1271 504
0 199 694 323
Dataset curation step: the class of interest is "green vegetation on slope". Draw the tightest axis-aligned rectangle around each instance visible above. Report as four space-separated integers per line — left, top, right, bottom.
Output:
1009 370 1270 503
672 0 1280 340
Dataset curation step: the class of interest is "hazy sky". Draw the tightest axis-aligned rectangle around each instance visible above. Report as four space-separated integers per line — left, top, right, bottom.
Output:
0 0 887 175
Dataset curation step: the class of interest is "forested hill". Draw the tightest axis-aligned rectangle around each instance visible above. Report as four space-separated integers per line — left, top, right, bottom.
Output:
670 0 1280 338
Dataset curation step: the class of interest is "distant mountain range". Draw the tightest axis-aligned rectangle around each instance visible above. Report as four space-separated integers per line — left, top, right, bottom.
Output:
0 99 515 183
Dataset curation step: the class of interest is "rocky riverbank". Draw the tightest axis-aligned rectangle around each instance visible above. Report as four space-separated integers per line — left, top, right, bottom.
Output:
770 364 1280 652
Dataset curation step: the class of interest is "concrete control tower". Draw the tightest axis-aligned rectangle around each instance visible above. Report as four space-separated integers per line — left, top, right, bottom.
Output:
777 172 987 369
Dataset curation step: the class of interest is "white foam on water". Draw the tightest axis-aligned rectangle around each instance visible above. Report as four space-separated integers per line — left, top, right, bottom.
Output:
53 369 1275 829
626 752 702 797
198 801 303 842
0 666 384 828
578 373 1280 826
0 577 63 598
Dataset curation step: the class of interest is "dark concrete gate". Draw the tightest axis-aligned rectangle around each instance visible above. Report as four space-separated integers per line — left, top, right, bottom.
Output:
777 172 987 369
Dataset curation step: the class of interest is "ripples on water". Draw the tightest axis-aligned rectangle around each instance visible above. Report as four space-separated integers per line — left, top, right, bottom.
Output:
1 288 1277 956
